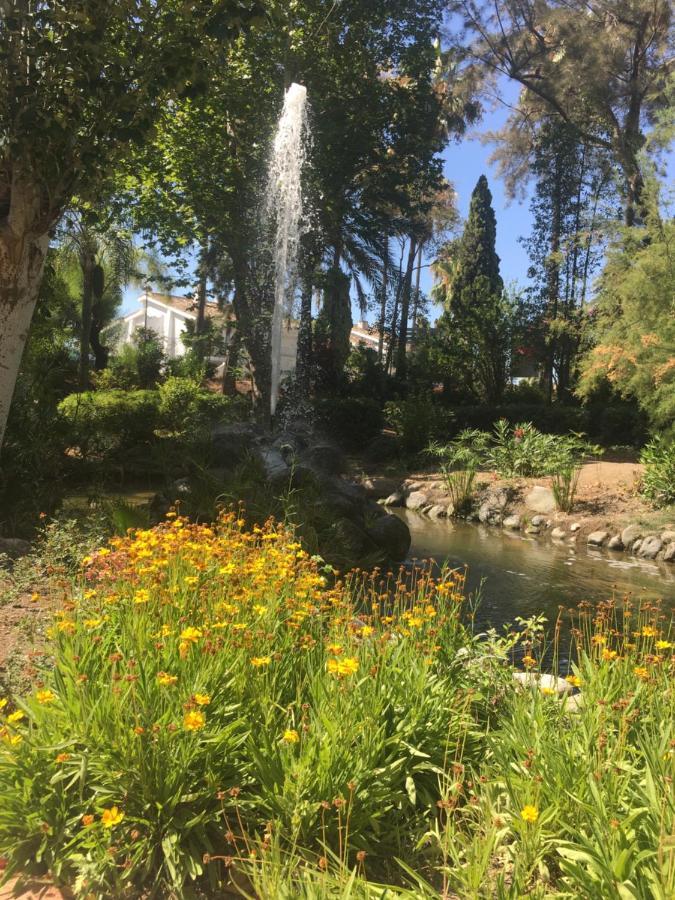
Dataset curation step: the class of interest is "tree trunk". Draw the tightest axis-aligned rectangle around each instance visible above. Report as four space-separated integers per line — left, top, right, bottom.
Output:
296 275 313 400
221 326 240 395
410 241 424 344
544 158 562 404
377 231 389 363
90 318 110 370
395 237 417 380
78 244 95 391
0 228 50 451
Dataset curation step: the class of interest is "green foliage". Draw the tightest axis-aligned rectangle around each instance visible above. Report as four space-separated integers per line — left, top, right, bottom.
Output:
433 180 518 401
98 327 167 390
0 520 673 897
640 436 675 508
432 420 601 481
578 219 675 431
385 396 454 458
314 398 384 451
58 390 160 466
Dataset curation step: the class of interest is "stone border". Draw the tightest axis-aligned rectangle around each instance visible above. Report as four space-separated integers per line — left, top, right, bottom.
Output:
374 479 675 566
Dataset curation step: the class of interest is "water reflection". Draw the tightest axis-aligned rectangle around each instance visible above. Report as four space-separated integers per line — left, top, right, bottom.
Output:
395 510 675 638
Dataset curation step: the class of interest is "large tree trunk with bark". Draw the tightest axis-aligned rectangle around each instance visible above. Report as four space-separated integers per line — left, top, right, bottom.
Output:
0 175 51 452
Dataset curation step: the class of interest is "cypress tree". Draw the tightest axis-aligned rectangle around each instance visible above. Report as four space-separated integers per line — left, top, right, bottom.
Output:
436 175 512 402
450 174 503 310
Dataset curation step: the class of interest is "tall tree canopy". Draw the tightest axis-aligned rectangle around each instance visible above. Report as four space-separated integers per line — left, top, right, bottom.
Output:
449 0 673 226
0 0 264 449
434 174 513 401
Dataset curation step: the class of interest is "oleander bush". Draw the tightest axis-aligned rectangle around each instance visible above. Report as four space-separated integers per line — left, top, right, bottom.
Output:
0 514 673 899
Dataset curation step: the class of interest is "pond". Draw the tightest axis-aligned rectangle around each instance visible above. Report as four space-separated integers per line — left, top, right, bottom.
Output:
395 510 675 638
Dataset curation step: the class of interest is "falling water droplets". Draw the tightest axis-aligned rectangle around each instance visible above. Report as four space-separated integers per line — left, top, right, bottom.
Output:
266 83 310 417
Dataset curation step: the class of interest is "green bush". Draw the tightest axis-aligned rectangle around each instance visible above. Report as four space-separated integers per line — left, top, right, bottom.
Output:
157 377 234 436
640 435 675 507
58 390 159 465
314 397 384 450
385 395 455 457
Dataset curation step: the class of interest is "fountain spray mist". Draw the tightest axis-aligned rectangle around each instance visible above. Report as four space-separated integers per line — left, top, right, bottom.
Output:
266 82 309 417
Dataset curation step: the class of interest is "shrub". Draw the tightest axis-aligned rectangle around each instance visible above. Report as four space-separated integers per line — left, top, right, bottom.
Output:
314 397 384 451
385 395 455 458
58 390 159 465
640 435 675 507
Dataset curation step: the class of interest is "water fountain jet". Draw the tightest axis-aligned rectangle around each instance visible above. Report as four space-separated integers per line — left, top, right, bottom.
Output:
266 82 310 417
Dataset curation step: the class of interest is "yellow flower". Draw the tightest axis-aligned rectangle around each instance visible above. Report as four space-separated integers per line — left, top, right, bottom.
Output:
641 626 657 637
634 666 649 680
0 698 7 711
602 648 618 661
566 674 582 688
133 589 151 604
251 656 271 667
327 657 359 677
591 634 607 645
193 693 211 706
0 727 22 746
521 805 539 824
282 729 300 743
360 626 374 637
180 627 202 643
156 672 178 686
101 806 125 829
522 655 536 669
656 640 673 650
30 592 41 603
183 710 206 732
84 618 103 629
6 710 25 725
326 643 343 656
36 690 57 705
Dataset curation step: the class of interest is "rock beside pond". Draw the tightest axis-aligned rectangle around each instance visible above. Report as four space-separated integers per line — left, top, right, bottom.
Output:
478 487 511 525
551 527 566 540
661 530 675 544
361 476 400 499
664 542 675 563
405 491 429 511
608 534 624 551
365 514 411 561
570 522 581 532
503 514 521 529
637 536 662 559
563 693 584 713
382 491 404 507
427 504 448 519
587 530 609 547
525 485 556 514
0 537 31 560
531 515 548 527
525 525 540 535
621 524 643 549
513 672 574 695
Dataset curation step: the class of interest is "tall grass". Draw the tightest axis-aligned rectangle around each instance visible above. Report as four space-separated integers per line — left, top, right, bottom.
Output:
0 513 672 898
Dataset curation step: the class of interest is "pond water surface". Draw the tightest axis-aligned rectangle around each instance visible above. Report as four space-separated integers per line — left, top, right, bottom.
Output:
395 510 675 637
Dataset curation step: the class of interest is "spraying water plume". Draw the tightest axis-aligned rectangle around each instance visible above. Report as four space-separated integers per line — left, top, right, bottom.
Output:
266 82 310 417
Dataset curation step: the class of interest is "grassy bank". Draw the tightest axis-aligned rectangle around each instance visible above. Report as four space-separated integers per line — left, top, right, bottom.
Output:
0 513 673 898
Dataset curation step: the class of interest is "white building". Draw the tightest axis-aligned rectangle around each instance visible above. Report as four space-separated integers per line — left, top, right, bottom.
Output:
118 292 299 377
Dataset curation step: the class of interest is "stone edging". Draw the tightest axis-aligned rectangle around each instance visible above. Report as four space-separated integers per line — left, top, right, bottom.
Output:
373 479 675 565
